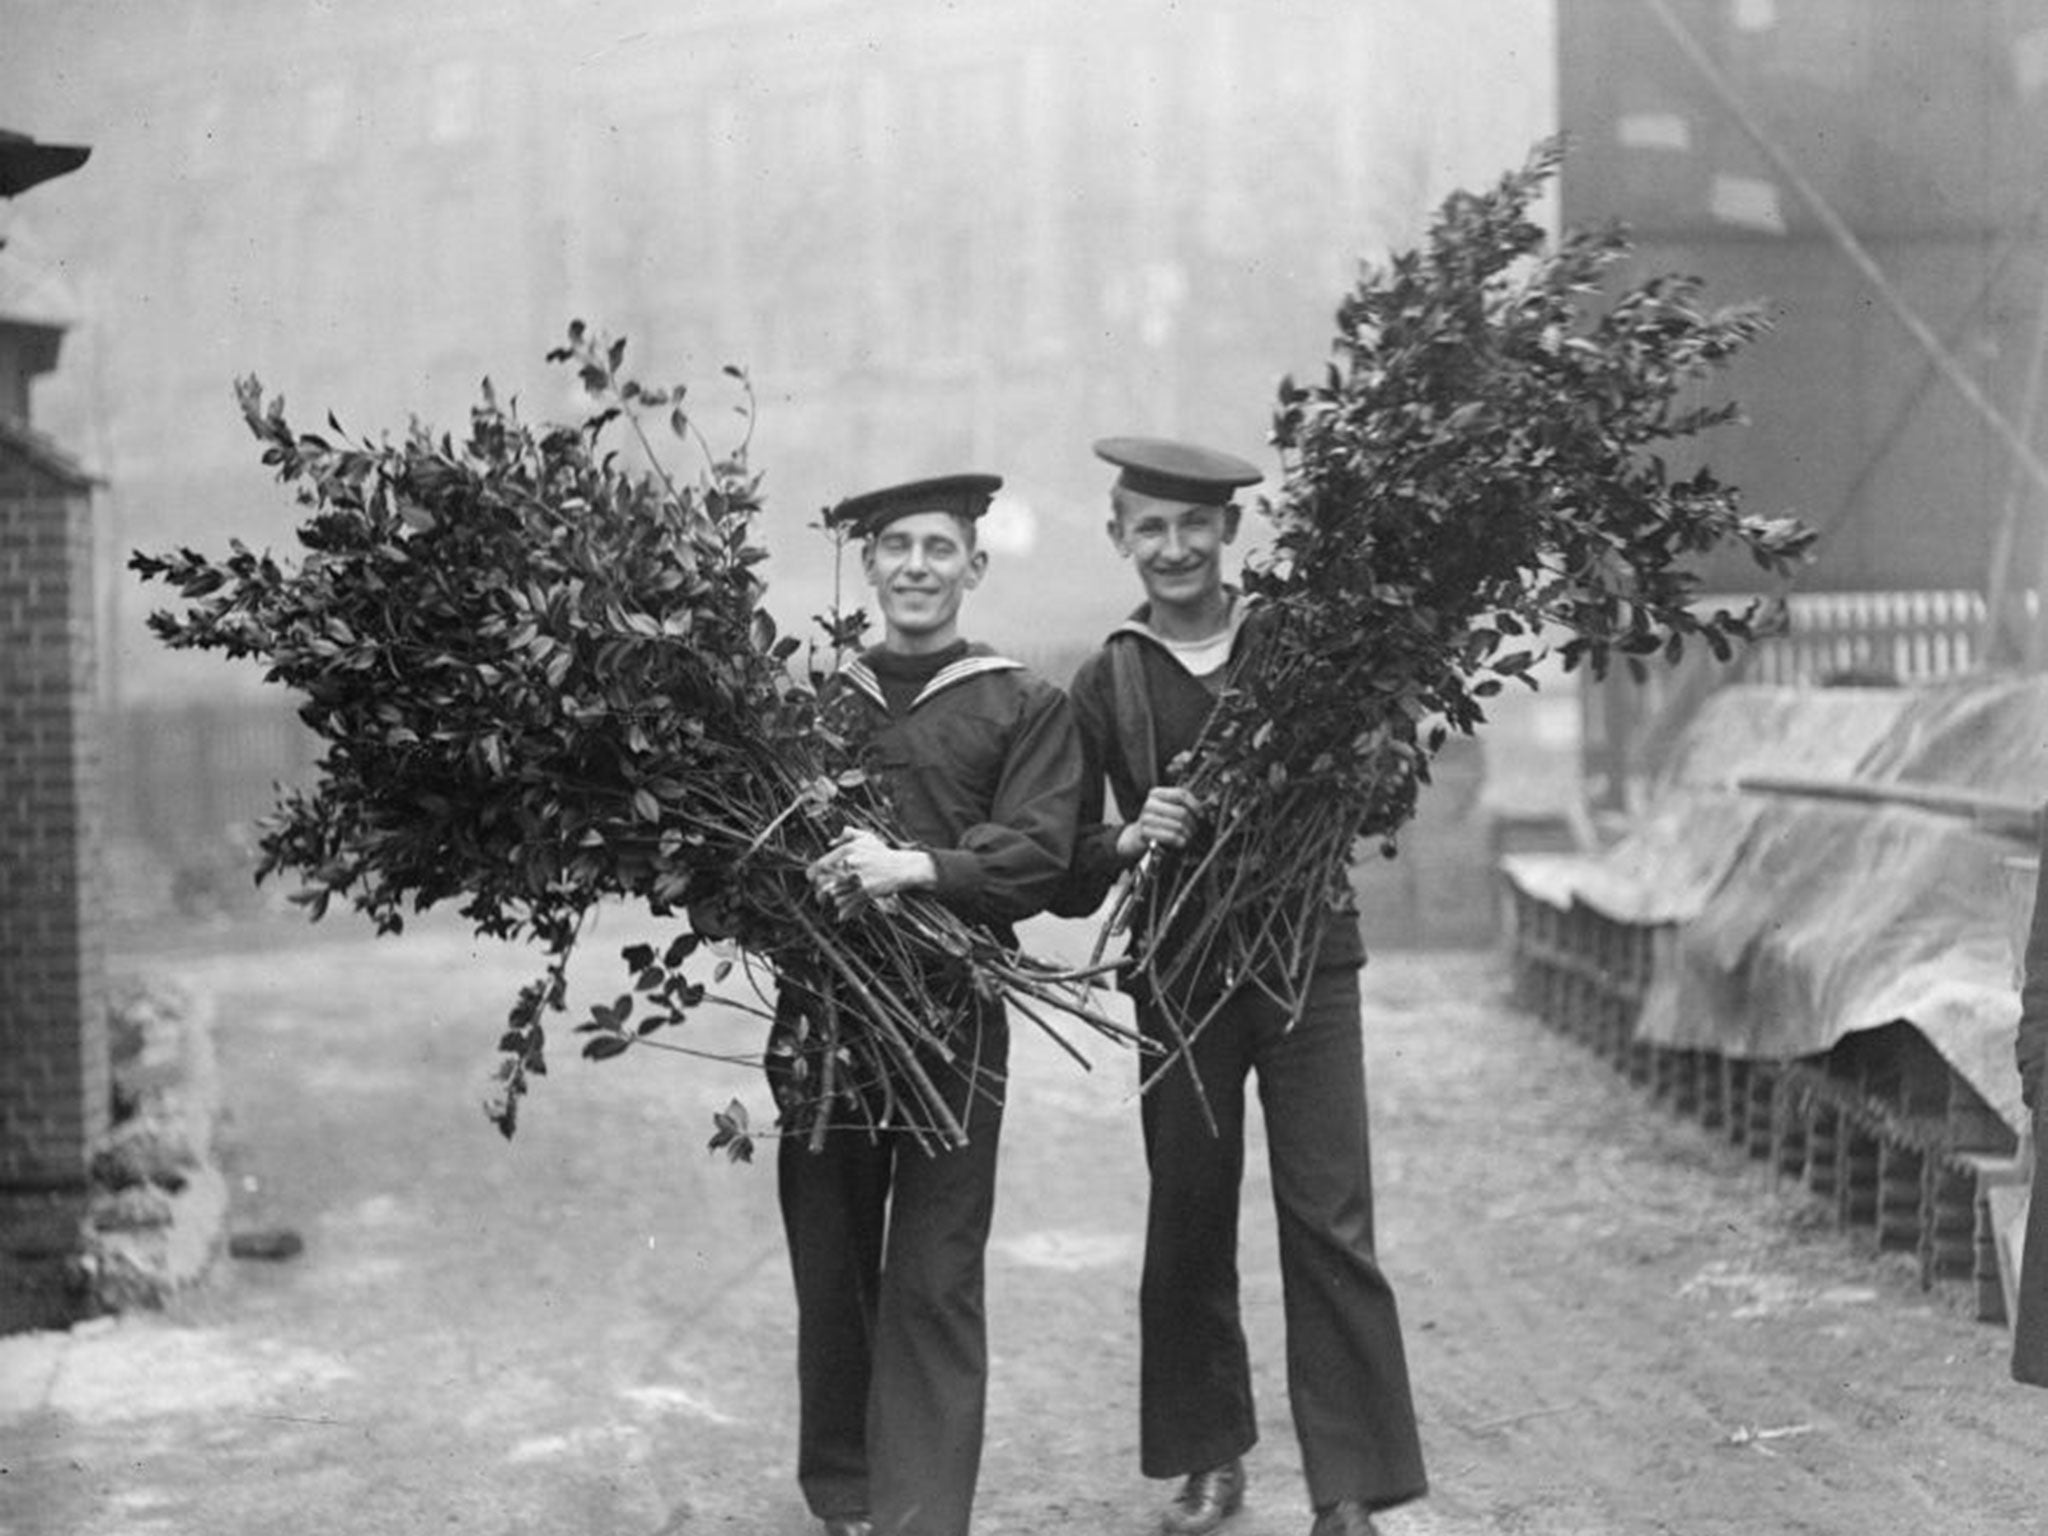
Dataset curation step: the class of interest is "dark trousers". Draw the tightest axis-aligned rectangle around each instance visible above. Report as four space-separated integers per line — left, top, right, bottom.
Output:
777 1007 1008 1536
1137 965 1427 1512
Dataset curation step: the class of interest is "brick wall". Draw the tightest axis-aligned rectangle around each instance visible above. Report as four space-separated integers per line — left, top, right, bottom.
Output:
0 427 106 1329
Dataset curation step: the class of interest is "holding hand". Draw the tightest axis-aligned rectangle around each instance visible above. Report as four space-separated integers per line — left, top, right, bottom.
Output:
807 827 937 919
1116 785 1201 863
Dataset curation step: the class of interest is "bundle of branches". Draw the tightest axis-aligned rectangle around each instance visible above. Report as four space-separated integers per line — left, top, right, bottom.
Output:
1119 139 1816 1047
132 325 1126 1151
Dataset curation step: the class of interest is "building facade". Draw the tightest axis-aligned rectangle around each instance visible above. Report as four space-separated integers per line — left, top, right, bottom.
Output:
1560 0 2048 604
0 126 105 1328
5 0 1556 696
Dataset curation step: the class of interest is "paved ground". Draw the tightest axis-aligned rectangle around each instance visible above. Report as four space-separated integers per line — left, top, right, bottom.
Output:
4 906 2047 1535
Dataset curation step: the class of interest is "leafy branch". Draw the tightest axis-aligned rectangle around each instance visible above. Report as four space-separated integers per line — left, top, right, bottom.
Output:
133 325 1134 1149
1117 139 1816 1043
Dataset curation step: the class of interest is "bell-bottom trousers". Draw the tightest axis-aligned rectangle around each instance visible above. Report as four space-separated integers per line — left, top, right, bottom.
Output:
1137 965 1427 1512
778 1004 1008 1536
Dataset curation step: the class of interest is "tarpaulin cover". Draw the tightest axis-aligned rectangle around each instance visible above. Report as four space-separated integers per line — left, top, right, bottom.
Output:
1502 678 2048 1132
1500 685 1914 925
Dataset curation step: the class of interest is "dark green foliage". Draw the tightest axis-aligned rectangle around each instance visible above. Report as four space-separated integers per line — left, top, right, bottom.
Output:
1122 140 1816 1040
132 326 785 952
132 325 1126 1144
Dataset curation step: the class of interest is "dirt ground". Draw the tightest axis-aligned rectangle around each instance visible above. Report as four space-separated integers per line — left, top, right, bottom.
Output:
4 906 2046 1536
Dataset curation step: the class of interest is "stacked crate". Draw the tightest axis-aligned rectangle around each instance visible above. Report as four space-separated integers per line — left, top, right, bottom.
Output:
1505 870 2026 1321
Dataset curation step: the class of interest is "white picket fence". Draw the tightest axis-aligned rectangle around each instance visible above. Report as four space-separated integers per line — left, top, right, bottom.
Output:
1740 589 1987 687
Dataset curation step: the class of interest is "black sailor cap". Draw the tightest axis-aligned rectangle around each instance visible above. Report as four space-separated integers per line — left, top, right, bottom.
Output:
826 472 1003 538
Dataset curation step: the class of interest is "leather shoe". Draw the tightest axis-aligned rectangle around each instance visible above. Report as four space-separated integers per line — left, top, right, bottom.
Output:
1309 1499 1380 1536
1161 1458 1245 1534
821 1520 870 1536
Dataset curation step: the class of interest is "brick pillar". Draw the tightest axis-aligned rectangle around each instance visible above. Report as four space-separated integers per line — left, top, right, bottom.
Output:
0 425 106 1331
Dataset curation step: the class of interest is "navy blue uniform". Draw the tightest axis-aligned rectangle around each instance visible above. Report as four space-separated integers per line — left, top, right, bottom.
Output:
780 640 1081 1536
1061 608 1428 1516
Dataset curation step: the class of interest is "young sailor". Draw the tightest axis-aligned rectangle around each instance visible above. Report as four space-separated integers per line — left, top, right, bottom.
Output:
1057 438 1428 1536
781 472 1085 1536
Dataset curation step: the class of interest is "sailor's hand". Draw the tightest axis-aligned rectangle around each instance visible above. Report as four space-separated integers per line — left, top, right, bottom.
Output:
1115 785 1200 862
808 828 934 918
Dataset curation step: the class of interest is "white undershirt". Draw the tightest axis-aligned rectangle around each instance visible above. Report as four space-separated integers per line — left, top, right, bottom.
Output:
1158 628 1233 677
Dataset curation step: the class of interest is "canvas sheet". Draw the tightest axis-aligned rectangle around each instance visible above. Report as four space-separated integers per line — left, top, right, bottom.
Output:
1500 683 1916 926
1504 678 2048 1132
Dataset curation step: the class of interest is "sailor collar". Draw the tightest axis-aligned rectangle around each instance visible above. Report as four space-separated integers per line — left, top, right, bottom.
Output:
838 650 1025 712
1107 587 1250 654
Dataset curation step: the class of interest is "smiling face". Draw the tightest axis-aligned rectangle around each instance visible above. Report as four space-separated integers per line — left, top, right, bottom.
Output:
1108 487 1241 622
862 509 987 653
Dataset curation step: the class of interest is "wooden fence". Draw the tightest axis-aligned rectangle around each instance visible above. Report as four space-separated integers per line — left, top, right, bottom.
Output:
104 699 319 918
1586 589 1989 810
1741 589 1987 687
108 699 320 848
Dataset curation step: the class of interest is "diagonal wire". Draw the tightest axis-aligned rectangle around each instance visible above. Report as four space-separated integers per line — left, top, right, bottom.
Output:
1639 0 2048 513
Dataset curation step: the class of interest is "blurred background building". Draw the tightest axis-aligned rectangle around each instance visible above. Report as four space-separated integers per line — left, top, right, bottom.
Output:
1560 0 2048 807
8 0 2048 927
1566 0 2048 609
0 0 1555 695
0 0 1555 926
